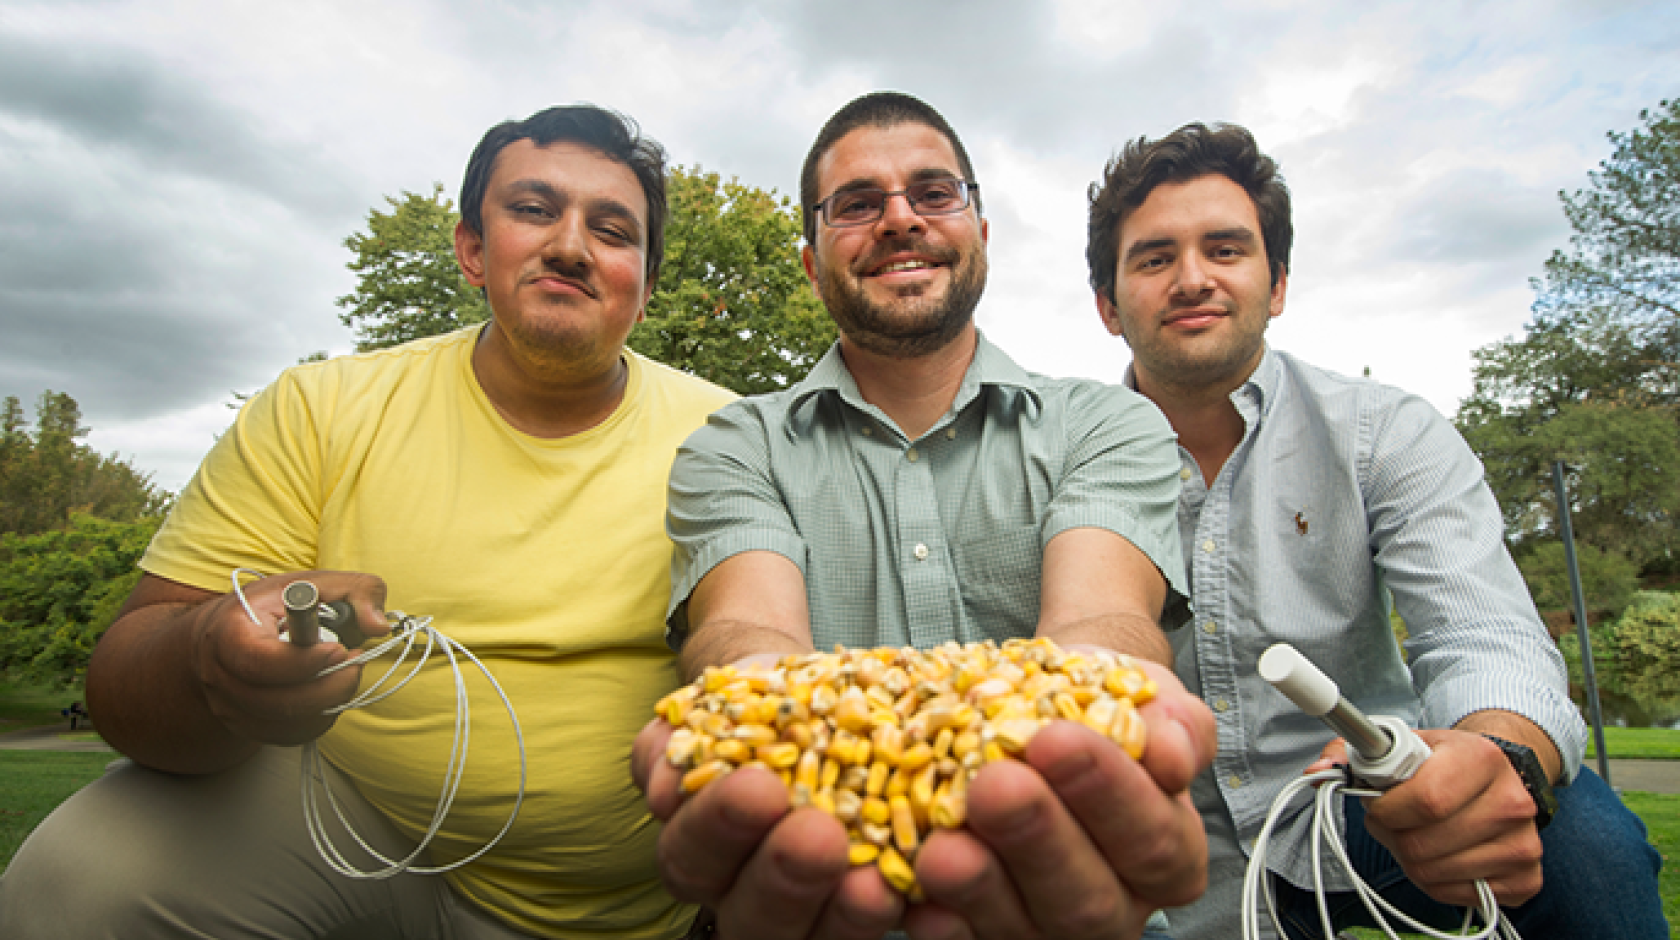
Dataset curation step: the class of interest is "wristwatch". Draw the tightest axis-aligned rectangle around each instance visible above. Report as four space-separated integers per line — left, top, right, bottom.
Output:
1483 735 1558 831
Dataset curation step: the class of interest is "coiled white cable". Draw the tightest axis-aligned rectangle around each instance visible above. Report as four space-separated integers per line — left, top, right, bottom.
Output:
232 569 527 880
1240 768 1518 940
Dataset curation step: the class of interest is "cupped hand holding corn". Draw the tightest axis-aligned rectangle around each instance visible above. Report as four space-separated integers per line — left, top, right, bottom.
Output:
653 636 1158 901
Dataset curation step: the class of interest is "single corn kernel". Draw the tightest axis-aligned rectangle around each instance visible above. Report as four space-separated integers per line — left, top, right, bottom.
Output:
713 739 751 764
865 760 890 797
861 796 892 826
890 794 919 854
682 760 732 793
795 749 820 791
877 846 918 894
758 742 801 770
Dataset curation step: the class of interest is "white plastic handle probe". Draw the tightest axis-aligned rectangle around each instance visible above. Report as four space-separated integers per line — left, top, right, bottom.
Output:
1259 643 1431 788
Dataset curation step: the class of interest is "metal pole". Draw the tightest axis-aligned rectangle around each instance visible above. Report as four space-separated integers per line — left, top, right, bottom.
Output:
1553 460 1611 785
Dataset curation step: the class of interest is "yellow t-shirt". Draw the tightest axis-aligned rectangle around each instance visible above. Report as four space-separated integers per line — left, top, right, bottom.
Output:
142 327 734 939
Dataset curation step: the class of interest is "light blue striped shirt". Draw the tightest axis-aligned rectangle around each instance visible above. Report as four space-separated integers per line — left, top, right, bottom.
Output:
1160 347 1585 905
666 332 1189 650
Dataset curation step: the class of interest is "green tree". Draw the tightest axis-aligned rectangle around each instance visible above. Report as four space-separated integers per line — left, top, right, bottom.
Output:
337 184 490 351
1612 592 1680 701
1535 98 1679 324
628 167 836 394
0 392 169 537
1458 101 1680 568
336 170 835 394
1516 539 1640 619
0 514 159 687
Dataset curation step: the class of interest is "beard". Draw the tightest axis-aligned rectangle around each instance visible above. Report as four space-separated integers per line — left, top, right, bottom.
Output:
818 239 989 359
1127 302 1271 394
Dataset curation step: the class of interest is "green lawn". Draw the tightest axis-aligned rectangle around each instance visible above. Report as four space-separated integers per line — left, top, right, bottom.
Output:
1624 792 1680 935
1589 726 1680 760
0 751 116 870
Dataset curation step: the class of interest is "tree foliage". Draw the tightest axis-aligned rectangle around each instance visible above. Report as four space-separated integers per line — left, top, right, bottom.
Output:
336 169 835 394
1535 98 1679 324
1457 101 1680 569
1611 592 1680 701
337 184 490 351
0 391 170 537
627 167 836 394
1515 539 1640 618
0 514 158 687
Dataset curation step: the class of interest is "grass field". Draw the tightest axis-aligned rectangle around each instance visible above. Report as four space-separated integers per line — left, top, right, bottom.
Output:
0 751 116 871
1588 727 1680 759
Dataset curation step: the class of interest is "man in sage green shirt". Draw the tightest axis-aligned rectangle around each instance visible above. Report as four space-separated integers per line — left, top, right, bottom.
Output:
632 92 1216 940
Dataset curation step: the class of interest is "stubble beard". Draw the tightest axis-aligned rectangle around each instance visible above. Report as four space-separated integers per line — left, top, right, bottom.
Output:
1133 305 1270 396
820 248 989 360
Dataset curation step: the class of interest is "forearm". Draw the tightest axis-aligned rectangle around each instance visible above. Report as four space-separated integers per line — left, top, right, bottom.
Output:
1454 709 1563 784
87 599 260 774
1036 528 1173 668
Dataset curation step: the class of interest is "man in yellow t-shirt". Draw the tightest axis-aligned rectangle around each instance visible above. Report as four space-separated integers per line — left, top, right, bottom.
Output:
0 104 733 940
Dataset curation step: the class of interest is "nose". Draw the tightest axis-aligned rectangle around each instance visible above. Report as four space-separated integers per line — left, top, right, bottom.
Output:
873 190 926 238
545 211 591 270
1171 251 1213 299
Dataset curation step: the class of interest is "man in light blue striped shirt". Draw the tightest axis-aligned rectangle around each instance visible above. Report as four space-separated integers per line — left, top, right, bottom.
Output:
635 92 1216 940
1086 121 1666 938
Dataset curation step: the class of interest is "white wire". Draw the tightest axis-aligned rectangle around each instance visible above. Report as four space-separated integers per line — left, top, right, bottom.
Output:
231 570 527 880
1241 768 1521 940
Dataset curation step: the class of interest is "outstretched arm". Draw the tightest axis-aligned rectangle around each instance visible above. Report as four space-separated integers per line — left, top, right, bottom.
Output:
88 570 389 775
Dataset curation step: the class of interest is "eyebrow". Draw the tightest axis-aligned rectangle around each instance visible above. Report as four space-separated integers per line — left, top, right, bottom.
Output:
828 167 964 196
1123 225 1259 262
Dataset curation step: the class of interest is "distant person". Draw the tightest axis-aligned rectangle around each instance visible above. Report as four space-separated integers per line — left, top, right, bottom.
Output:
0 104 735 939
61 701 89 730
634 91 1215 940
1084 120 1668 938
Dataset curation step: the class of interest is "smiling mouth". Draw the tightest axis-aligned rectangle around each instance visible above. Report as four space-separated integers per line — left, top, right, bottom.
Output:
867 257 953 280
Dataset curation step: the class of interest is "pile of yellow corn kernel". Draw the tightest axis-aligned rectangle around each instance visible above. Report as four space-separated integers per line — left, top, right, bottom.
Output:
655 637 1157 898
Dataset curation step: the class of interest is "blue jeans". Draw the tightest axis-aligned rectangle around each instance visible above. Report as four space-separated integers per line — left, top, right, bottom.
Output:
1271 768 1668 939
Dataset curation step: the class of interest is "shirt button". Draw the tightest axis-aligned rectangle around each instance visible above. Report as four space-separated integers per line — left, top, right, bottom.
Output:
1201 539 1216 553
907 448 920 463
1179 466 1193 481
913 543 930 561
861 426 872 436
1227 775 1244 789
1213 699 1230 712
1202 621 1217 635
946 428 957 439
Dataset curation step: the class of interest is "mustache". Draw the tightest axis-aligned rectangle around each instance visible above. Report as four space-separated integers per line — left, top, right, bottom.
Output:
532 262 596 297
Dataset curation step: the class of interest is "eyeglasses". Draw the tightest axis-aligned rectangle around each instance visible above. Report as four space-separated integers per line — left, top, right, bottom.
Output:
816 179 978 228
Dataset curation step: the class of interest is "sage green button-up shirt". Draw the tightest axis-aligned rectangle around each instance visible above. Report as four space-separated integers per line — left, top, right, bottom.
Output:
666 333 1187 651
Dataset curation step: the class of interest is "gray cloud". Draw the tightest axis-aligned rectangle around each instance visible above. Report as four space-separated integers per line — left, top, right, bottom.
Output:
1 0 1676 494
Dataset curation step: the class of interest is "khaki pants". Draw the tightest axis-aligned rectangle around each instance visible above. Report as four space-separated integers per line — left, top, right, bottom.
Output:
0 746 532 939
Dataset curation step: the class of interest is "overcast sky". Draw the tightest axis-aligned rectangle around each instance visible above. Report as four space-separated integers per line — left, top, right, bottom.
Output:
3 0 1677 494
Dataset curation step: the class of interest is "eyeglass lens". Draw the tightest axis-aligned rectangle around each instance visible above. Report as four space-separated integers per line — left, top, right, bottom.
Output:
824 180 970 226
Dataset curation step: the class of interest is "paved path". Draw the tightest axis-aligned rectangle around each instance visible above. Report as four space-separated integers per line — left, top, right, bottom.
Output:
0 724 114 753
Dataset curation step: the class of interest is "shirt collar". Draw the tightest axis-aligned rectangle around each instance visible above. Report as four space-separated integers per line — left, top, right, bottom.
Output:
787 330 1044 436
1121 344 1278 418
